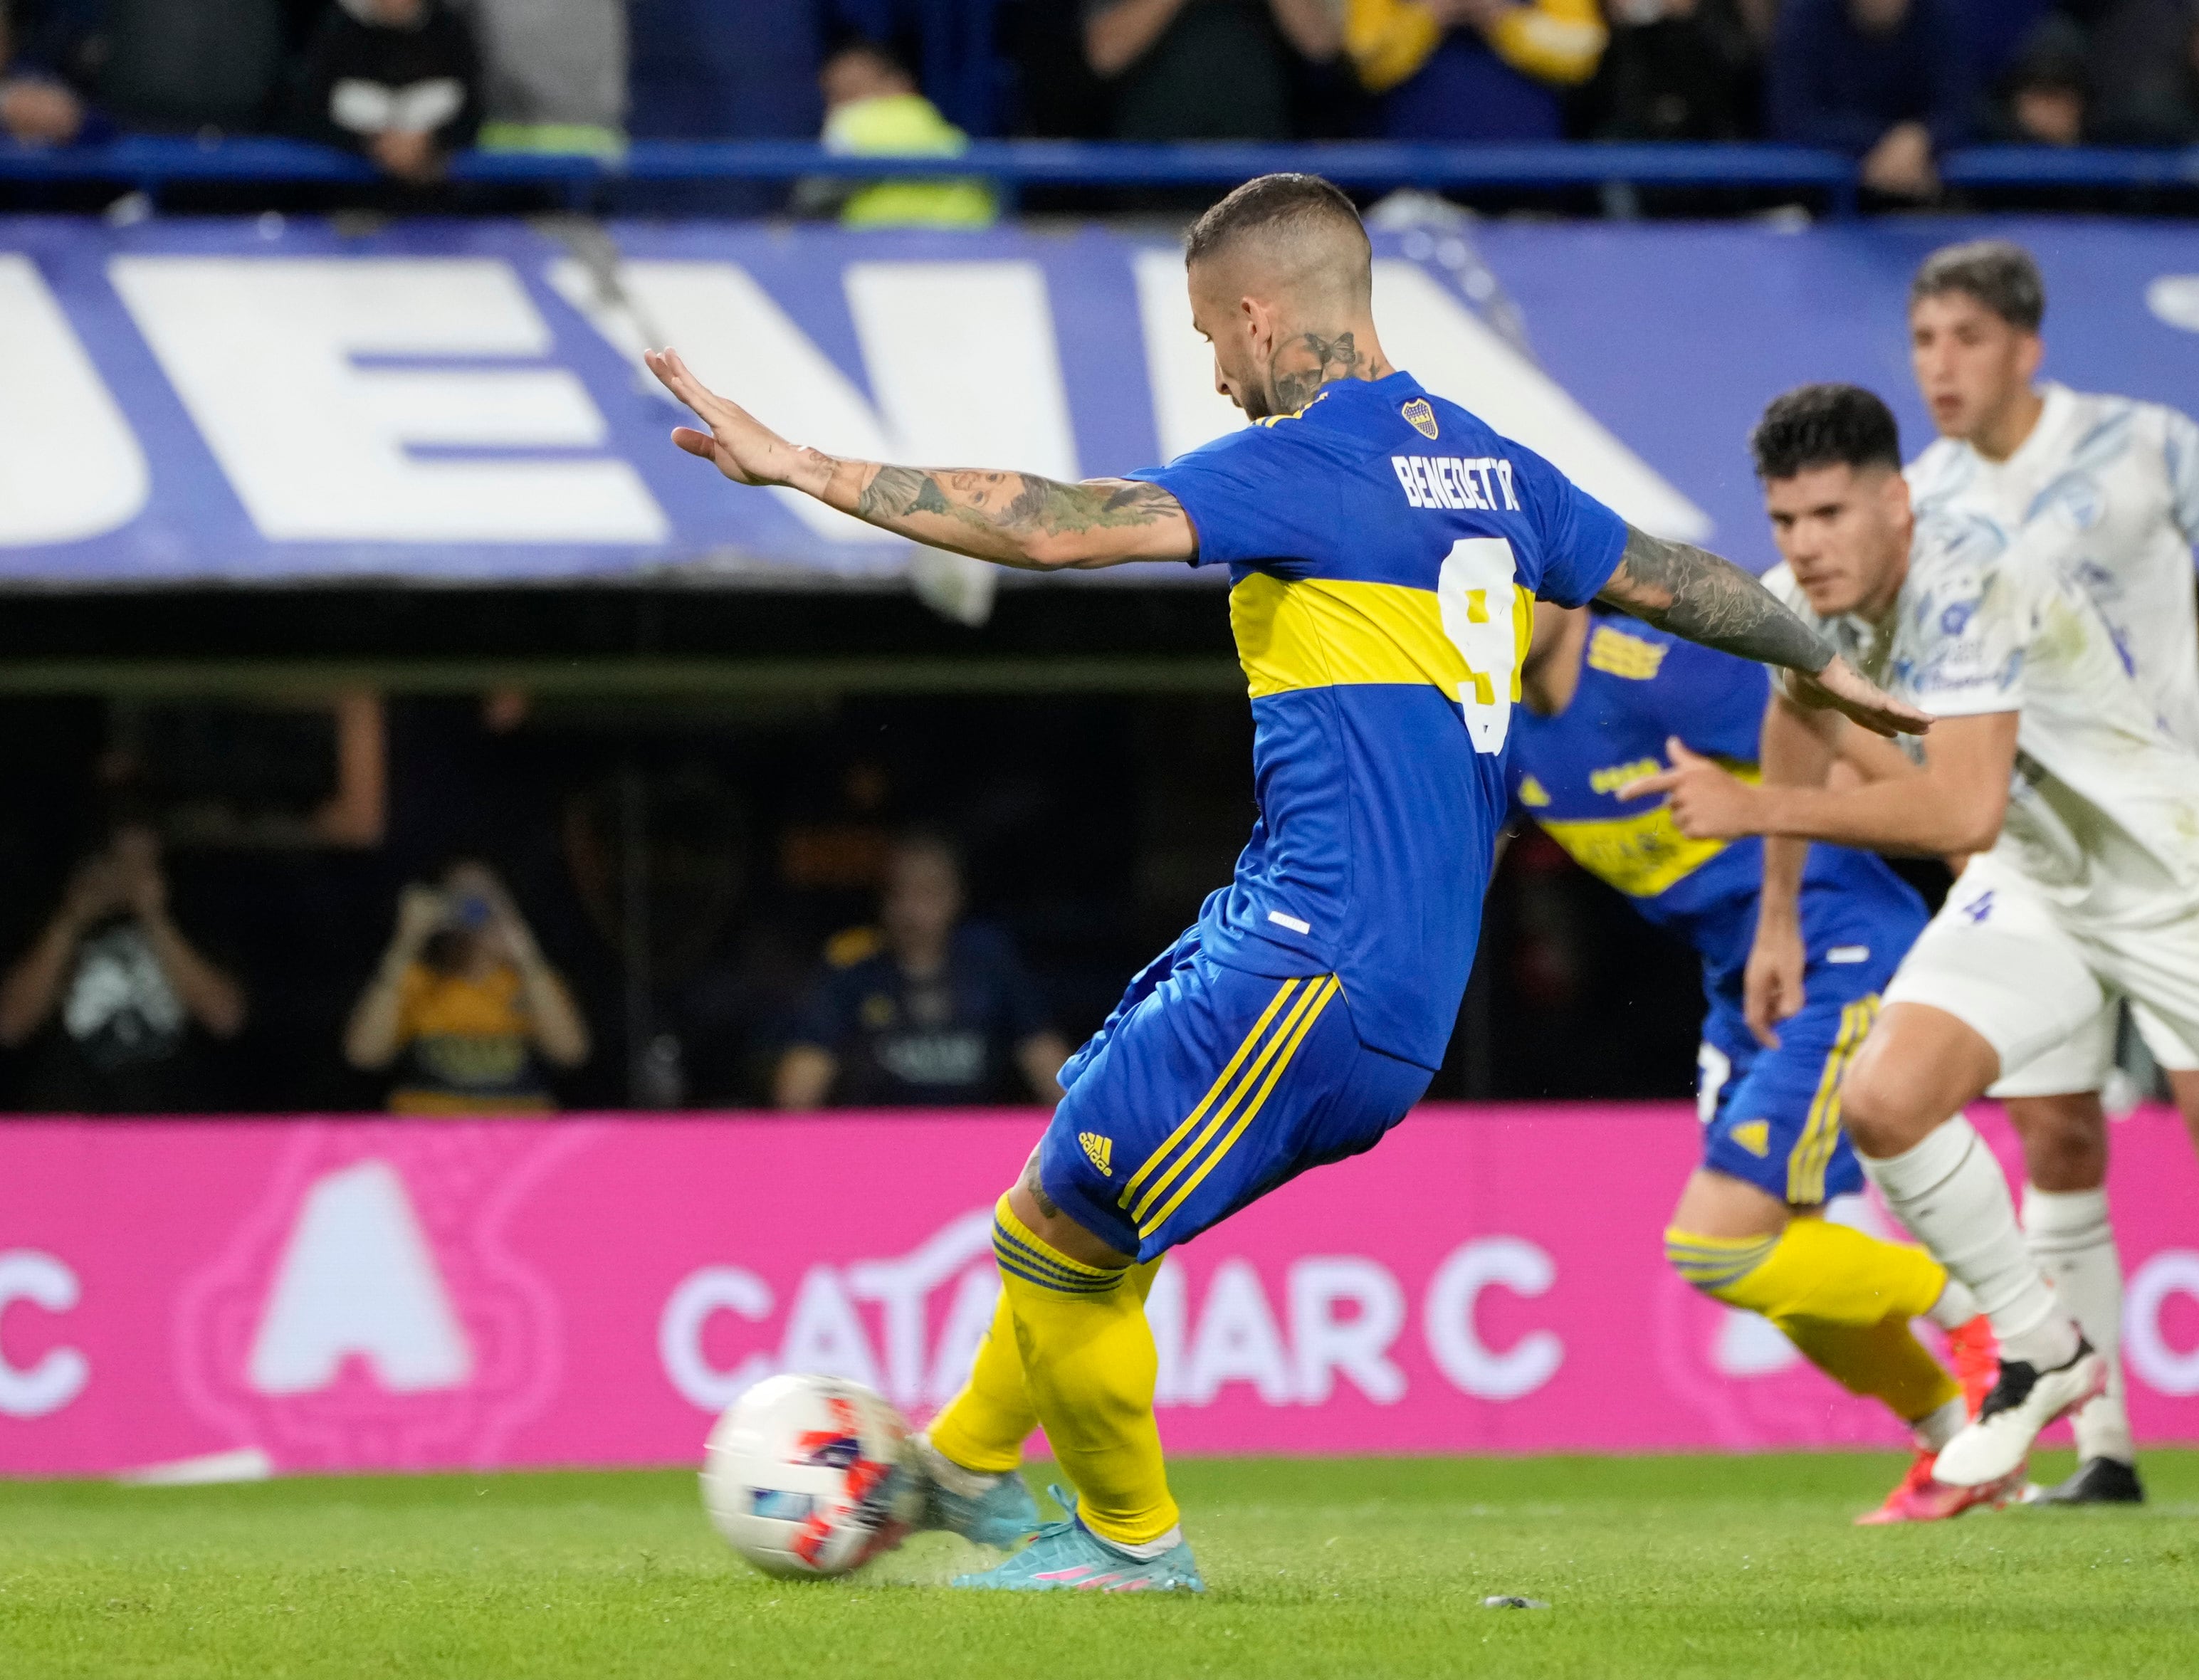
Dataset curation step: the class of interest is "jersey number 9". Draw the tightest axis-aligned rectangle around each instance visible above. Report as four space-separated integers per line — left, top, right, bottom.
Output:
1438 537 1524 755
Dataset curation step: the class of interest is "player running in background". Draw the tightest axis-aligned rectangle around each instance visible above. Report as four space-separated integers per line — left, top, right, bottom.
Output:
1631 382 2199 1495
1513 604 1998 1523
646 174 1926 1592
1902 239 2199 1505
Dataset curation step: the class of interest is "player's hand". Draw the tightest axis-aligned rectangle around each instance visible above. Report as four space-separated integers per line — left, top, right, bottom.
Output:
1743 915 1805 1050
1617 737 1760 839
644 347 817 491
1786 656 1932 740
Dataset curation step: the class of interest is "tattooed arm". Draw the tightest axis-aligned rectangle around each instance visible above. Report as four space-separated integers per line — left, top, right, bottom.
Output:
644 347 1194 569
1599 525 1931 737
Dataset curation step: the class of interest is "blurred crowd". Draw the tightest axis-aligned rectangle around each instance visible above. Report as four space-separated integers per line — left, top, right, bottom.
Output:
1 1 2195 206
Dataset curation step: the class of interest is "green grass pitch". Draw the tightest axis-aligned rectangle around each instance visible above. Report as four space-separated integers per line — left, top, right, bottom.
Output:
4 1450 2193 1679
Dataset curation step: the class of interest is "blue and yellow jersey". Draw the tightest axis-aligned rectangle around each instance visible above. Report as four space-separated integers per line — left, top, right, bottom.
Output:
1130 371 1627 1069
1506 609 1924 981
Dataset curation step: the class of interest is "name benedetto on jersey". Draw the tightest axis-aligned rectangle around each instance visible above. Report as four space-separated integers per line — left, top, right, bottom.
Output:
1906 382 2199 746
1761 516 2199 931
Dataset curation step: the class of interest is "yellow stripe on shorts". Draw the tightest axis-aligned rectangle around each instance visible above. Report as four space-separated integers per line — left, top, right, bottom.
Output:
1788 995 1877 1205
1116 977 1302 1210
1137 975 1341 1242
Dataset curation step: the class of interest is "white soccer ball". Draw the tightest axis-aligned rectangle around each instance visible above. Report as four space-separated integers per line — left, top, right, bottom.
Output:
700 1373 925 1579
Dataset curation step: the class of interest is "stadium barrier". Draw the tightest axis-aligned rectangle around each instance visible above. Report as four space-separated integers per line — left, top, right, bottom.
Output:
5 137 2199 215
1 1103 2193 1479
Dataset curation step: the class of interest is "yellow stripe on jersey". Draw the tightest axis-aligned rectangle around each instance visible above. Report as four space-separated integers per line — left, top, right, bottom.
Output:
1138 975 1341 1241
1229 573 1532 703
1788 996 1877 1205
1536 764 1761 898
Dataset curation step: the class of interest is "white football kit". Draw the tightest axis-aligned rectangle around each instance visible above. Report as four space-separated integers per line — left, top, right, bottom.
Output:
1764 511 2199 1084
1906 384 2199 1086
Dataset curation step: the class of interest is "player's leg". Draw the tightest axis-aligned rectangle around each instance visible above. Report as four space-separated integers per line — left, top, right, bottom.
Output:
1849 873 2112 1485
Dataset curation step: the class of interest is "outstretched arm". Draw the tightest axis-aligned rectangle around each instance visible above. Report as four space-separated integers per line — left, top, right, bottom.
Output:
646 348 1195 570
1597 525 1930 737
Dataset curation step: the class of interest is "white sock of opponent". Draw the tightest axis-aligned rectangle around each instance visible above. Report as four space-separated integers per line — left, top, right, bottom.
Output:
2024 1185 2134 1464
1861 1118 2079 1372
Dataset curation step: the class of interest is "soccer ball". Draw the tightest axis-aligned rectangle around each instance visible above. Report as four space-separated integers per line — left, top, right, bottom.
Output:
700 1373 925 1579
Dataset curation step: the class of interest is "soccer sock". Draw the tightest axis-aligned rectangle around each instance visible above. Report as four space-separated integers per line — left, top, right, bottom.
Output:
1911 1396 1968 1454
989 1196 1180 1551
925 1286 1038 1476
928 1256 1164 1477
1859 1118 2079 1371
1663 1216 1949 1326
1926 1276 1983 1331
2024 1185 2134 1464
1779 1316 1963 1429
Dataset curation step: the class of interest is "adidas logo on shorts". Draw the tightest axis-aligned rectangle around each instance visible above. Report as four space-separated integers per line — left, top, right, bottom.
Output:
1079 1132 1113 1177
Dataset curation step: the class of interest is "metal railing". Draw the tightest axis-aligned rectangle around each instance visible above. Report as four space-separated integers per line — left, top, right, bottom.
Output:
6 136 2191 216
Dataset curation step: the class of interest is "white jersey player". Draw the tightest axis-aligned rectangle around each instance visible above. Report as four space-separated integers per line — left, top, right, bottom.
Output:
1627 382 2199 1496
1904 241 2199 1504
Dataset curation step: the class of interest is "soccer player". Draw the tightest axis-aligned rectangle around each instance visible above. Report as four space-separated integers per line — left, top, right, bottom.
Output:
1512 603 1999 1523
1902 239 2199 1505
1630 382 2199 1495
646 174 1924 1592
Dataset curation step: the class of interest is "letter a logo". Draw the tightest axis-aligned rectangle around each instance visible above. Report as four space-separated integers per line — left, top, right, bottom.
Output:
247 1160 473 1395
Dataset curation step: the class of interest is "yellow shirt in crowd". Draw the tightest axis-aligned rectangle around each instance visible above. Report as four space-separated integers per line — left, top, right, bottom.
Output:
388 962 555 1116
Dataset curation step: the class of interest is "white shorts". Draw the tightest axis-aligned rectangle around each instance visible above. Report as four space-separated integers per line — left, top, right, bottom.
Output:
1884 858 2199 1087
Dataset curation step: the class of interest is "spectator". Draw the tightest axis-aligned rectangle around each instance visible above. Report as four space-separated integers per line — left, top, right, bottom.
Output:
1768 0 1975 200
1584 0 1760 140
775 833 1069 1109
343 859 588 1114
0 820 247 1113
1 0 90 144
1989 14 2088 143
807 36 996 227
456 0 625 156
290 0 481 184
2068 0 2199 146
1083 0 1339 140
1343 0 1608 141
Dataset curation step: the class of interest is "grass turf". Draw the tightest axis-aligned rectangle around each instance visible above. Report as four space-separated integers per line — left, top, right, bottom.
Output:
1 1450 2193 1679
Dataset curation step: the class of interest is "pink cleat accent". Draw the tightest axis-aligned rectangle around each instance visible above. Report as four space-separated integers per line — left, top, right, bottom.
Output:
1856 1450 2024 1525
1944 1315 2000 1417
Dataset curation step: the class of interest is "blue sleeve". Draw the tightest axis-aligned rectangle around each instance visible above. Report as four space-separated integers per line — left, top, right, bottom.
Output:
1510 443 1628 607
1128 426 1329 569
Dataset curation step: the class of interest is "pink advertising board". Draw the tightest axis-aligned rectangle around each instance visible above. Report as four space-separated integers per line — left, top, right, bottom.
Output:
0 1104 2194 1478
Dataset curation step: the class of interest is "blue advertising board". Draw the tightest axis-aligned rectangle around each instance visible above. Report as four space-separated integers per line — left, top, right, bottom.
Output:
4 214 2199 586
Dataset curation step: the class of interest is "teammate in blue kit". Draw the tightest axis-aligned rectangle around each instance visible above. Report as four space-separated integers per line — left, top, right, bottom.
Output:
1513 604 2000 1523
645 173 1925 1590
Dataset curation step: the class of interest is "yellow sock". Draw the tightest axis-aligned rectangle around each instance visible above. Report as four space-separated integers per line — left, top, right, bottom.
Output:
1780 1316 1961 1424
928 1258 1163 1476
1664 1215 1948 1325
988 1195 1179 1548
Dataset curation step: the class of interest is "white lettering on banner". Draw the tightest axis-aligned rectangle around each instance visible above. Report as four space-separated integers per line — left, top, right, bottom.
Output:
0 257 149 546
1183 1259 1295 1405
1290 1257 1407 1405
1423 1237 1564 1400
547 258 1080 550
1148 1258 1188 1405
846 1209 994 1406
2125 1249 2199 1396
0 1251 88 1419
110 257 667 544
659 1266 775 1412
925 1268 1002 1406
1715 1307 1801 1377
777 1267 883 1392
1370 262 1711 542
248 1160 473 1395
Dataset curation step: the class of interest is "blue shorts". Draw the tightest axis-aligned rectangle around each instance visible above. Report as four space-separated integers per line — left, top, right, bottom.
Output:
1039 932 1433 1263
1696 903 1918 1206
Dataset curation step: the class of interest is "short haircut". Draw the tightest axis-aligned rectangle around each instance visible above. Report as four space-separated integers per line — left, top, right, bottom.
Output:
1750 384 1903 481
1184 173 1368 275
1910 239 2045 332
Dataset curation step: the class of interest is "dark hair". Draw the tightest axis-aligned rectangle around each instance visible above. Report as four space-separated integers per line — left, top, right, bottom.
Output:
822 33 914 81
1750 384 1903 481
1910 240 2045 332
1184 173 1367 269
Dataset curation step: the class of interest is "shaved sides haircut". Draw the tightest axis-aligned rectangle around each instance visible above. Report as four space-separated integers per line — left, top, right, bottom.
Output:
1185 173 1371 301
